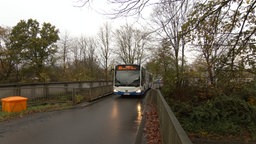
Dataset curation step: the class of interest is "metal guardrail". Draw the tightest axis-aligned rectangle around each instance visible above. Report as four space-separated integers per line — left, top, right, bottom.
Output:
146 89 193 144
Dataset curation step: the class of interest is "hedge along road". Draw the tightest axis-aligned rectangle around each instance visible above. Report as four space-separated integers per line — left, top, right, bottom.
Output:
0 94 145 144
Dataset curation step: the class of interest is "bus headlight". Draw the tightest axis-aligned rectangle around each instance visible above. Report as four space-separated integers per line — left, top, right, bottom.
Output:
136 89 141 93
113 89 118 92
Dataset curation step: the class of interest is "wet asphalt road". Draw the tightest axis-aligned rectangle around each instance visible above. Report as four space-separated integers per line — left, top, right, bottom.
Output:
0 94 145 144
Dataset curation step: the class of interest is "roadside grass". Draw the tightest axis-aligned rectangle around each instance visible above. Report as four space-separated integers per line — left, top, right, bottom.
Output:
0 91 110 122
0 102 73 122
0 94 89 122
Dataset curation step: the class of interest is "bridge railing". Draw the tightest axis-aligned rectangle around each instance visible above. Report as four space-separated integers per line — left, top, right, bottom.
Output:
0 81 113 106
146 89 193 144
72 85 113 104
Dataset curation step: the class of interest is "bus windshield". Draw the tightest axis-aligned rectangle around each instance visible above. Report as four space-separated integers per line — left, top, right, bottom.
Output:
115 70 140 87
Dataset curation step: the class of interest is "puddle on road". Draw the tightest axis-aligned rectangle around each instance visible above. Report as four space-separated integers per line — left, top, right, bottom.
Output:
135 102 143 127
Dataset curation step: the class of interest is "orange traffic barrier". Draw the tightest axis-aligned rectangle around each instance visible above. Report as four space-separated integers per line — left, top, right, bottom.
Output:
1 96 28 112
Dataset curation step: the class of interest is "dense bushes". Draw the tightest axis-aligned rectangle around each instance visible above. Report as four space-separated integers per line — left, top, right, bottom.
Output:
168 83 256 141
186 96 254 133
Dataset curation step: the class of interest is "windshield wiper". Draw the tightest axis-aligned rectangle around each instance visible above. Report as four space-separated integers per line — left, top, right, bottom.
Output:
115 79 122 86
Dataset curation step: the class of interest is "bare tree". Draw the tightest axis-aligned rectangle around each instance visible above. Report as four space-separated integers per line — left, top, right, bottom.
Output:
97 22 112 80
77 0 156 18
59 31 72 71
87 37 97 69
69 36 89 80
73 36 88 63
65 35 103 81
152 0 191 88
114 24 150 65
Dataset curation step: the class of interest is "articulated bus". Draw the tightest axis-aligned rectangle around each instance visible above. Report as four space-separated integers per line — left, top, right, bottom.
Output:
113 64 152 96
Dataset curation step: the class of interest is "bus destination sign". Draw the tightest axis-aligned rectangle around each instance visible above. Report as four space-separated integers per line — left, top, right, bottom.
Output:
117 65 139 70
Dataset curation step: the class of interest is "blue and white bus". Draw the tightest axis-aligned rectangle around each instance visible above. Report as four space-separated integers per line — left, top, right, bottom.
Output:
113 64 152 96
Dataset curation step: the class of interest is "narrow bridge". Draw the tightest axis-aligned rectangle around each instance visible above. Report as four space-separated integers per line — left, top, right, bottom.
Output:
0 81 192 144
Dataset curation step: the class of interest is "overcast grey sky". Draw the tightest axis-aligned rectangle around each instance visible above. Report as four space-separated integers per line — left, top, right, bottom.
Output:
0 0 154 37
0 0 133 36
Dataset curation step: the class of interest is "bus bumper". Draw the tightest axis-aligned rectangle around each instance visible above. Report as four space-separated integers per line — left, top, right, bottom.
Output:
114 91 143 96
